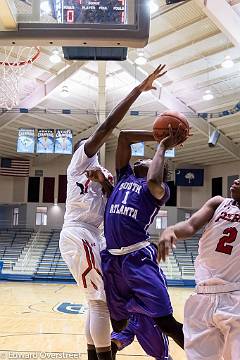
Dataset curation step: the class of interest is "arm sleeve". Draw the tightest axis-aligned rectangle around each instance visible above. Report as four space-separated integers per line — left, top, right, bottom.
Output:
116 164 133 183
67 142 98 177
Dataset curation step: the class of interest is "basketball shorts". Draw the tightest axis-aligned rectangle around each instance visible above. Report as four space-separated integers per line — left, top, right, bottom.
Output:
101 244 173 321
59 225 106 302
111 313 169 360
184 287 240 360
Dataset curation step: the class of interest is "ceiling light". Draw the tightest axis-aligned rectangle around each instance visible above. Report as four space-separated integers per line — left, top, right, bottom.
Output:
221 55 234 69
135 52 147 65
203 90 214 101
61 85 70 98
40 1 52 15
50 50 61 64
149 1 159 15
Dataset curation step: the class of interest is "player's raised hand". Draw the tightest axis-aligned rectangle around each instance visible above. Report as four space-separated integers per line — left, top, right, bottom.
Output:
138 64 167 92
159 124 186 150
85 168 105 184
157 227 177 263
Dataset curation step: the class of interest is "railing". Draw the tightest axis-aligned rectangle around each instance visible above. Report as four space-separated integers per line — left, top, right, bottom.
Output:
20 227 41 271
165 256 173 279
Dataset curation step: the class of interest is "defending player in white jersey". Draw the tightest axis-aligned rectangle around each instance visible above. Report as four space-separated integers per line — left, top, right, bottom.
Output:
59 64 167 360
158 177 240 360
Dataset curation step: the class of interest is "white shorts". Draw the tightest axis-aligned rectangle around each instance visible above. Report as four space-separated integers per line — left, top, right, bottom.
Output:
184 287 240 360
59 224 106 302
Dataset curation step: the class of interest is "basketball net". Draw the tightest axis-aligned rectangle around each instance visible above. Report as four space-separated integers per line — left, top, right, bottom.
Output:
0 46 40 110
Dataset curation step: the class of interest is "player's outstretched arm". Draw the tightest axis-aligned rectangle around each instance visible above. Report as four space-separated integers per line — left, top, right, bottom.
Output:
116 130 155 170
158 195 224 261
84 64 167 158
147 125 182 200
85 168 114 197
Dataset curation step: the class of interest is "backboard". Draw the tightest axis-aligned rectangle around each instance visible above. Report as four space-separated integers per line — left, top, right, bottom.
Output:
0 0 150 47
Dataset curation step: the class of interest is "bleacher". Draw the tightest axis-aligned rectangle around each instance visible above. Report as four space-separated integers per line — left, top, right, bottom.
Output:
0 228 200 282
172 235 200 279
35 230 73 281
0 228 33 272
151 233 200 280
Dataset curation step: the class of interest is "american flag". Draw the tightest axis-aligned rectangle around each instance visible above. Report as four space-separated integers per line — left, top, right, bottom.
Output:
0 158 30 177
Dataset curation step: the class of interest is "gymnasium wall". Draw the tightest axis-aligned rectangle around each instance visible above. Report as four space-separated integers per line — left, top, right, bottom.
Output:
0 176 29 203
0 204 27 227
26 203 65 229
0 176 14 203
30 157 70 203
0 156 239 229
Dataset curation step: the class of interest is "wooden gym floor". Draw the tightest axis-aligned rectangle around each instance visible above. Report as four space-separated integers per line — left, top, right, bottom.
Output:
0 282 193 359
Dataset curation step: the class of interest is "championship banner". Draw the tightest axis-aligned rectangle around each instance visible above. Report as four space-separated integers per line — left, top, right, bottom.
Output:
17 128 35 153
131 142 144 156
36 129 54 154
54 129 73 154
165 148 175 158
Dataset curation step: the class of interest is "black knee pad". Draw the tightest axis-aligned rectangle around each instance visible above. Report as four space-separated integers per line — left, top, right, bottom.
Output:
111 318 128 332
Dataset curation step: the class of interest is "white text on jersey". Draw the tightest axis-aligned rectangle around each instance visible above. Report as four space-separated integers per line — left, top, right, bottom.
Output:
119 182 142 194
109 204 138 219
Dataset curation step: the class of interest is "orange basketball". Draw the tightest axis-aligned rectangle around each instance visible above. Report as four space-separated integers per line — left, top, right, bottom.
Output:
153 110 189 144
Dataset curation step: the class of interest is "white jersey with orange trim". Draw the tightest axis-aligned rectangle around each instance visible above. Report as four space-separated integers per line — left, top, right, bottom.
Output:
195 198 240 286
64 142 113 228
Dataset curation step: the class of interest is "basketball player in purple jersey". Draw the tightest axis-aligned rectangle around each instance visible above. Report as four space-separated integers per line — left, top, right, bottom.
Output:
111 313 173 360
59 65 168 360
101 127 187 352
87 169 173 360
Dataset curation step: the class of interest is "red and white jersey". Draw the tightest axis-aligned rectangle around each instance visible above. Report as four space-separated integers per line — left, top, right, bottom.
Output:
195 198 240 286
64 142 113 228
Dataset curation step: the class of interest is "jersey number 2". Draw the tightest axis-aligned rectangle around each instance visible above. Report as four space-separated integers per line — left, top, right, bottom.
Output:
215 227 238 255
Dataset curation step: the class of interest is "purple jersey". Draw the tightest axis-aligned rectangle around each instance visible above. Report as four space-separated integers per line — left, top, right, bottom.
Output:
104 164 170 249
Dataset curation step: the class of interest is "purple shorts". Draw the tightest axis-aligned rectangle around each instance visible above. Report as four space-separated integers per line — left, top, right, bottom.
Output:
111 313 169 360
101 244 172 321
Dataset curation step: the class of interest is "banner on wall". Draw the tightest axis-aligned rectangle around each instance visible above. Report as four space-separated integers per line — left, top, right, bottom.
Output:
175 169 204 186
54 129 73 154
131 142 144 156
165 148 175 158
17 128 35 153
36 129 54 154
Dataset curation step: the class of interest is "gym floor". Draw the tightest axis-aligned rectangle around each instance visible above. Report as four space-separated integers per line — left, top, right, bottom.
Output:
0 282 192 359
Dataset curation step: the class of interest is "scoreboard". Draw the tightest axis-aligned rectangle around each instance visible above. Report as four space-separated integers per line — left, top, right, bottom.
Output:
1 0 150 48
53 0 127 25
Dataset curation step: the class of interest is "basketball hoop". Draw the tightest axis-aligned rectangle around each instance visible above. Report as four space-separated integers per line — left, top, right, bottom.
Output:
0 47 40 110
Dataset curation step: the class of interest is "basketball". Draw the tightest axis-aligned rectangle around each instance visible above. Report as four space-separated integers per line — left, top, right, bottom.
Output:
153 110 190 144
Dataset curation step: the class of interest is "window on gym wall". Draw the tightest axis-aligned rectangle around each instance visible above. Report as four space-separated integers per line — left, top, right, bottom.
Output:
13 208 19 226
36 207 48 226
156 210 168 230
